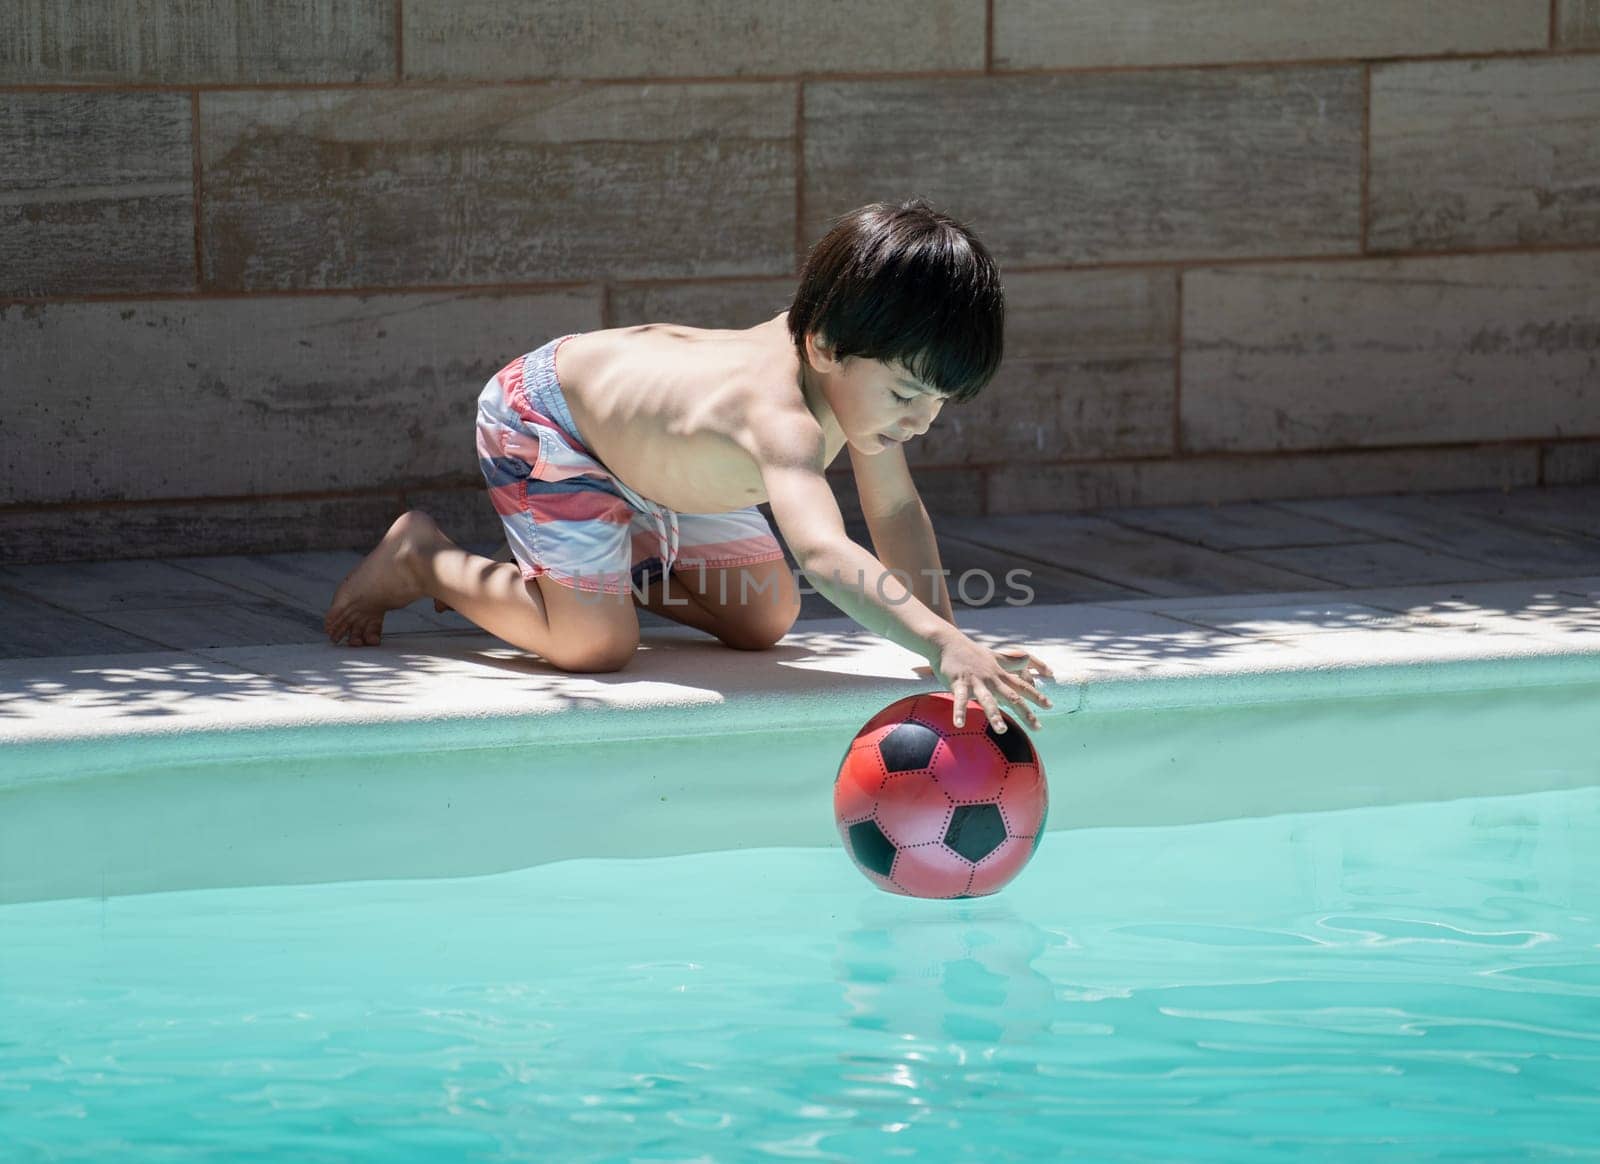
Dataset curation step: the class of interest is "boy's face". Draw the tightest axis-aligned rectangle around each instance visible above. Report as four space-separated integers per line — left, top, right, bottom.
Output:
806 338 947 455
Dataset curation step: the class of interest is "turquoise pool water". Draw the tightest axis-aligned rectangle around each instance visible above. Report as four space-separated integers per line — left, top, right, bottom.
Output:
4 784 1599 1162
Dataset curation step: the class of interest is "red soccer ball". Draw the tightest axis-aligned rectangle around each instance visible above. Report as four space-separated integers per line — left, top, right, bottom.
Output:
833 692 1049 898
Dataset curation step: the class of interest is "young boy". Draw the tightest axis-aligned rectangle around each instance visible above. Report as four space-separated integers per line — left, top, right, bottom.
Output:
325 199 1054 732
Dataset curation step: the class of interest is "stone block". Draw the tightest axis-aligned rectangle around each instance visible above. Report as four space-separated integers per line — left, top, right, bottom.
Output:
404 0 982 80
1370 56 1600 252
0 494 404 565
1181 253 1600 453
987 445 1539 513
0 0 394 84
994 0 1548 70
805 69 1362 267
911 268 1176 468
200 85 796 290
0 92 192 297
1558 1 1600 49
403 487 508 550
1546 441 1600 485
0 290 601 505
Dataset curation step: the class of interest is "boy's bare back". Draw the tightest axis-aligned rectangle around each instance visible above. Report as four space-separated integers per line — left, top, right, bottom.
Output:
556 312 846 516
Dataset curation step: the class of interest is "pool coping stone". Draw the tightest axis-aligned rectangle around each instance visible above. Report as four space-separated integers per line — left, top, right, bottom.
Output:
3 574 1598 788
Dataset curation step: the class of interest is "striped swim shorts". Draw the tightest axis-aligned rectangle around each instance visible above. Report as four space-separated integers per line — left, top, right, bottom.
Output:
475 335 788 595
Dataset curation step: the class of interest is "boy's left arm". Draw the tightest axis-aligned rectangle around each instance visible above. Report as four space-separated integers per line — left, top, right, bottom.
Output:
849 443 956 623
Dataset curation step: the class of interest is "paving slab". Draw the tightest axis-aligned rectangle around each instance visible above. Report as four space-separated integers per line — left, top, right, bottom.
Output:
1425 485 1600 542
0 559 246 613
1275 493 1600 576
1238 541 1520 588
0 590 165 659
940 513 1333 597
929 533 1140 606
87 601 334 652
775 524 1139 623
171 551 470 634
1097 499 1374 551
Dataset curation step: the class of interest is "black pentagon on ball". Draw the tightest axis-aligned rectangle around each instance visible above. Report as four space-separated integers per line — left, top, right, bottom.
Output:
848 819 898 876
985 718 1035 764
944 803 1007 863
878 721 940 773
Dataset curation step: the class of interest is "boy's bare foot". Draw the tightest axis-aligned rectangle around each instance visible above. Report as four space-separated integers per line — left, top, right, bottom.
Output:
324 512 434 647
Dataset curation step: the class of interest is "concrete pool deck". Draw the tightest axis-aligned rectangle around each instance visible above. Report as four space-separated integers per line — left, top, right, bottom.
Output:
4 485 1600 780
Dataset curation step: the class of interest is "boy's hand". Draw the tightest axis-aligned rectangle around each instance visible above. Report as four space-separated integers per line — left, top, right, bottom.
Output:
931 632 1055 732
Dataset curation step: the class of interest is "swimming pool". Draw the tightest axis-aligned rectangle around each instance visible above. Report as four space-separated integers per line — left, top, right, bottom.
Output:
3 679 1599 1160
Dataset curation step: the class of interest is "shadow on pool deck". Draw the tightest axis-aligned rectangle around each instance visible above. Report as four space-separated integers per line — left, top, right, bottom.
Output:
2 579 1598 750
2 483 1600 745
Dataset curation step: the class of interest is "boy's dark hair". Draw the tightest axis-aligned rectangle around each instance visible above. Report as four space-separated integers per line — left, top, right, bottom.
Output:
787 199 1004 404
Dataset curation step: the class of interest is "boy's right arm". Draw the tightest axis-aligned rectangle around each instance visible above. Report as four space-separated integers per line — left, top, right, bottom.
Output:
754 422 1051 732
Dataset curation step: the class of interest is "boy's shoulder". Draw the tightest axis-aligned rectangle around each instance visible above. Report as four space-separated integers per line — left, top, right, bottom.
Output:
568 318 794 394
720 335 842 468
597 317 823 418
562 316 845 473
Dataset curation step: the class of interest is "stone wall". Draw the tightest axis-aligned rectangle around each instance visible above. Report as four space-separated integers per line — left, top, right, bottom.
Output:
2 1 1598 561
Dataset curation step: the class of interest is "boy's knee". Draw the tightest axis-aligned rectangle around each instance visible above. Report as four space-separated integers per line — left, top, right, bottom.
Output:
718 596 800 652
542 614 639 673
549 634 638 673
564 651 635 674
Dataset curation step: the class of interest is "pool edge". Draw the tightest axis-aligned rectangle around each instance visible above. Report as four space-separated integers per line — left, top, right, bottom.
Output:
5 596 1600 790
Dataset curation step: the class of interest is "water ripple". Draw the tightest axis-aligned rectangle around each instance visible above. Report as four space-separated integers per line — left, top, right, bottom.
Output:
4 785 1600 1161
